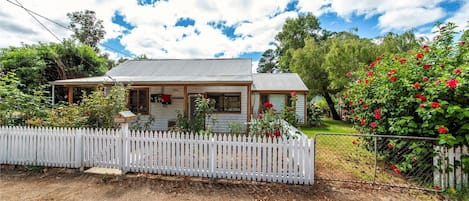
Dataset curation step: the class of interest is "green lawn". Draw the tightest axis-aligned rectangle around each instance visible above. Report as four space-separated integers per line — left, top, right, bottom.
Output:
301 118 358 138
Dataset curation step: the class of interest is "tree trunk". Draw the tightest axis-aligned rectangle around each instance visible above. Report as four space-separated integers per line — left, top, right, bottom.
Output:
322 90 341 120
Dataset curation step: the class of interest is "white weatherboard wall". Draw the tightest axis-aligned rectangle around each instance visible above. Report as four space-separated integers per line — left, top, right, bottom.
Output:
251 93 306 124
188 86 248 133
148 86 184 130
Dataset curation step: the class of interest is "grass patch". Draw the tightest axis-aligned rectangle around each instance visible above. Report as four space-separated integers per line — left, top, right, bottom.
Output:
301 118 358 138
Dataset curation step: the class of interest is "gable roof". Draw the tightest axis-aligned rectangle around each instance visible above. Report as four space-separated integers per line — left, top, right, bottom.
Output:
252 73 308 92
52 58 252 85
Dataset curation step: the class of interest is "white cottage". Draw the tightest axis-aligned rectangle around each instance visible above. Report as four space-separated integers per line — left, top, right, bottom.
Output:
52 58 308 132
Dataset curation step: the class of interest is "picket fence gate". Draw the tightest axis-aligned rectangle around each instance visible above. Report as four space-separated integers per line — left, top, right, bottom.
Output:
0 126 314 185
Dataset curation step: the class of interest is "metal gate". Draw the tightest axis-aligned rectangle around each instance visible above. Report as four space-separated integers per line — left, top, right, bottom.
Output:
313 133 467 192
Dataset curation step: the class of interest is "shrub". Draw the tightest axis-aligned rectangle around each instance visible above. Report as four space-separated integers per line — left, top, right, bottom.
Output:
345 22 468 181
174 95 216 133
280 91 299 126
307 103 323 127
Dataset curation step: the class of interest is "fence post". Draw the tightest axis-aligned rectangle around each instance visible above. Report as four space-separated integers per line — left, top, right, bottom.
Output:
210 134 215 176
120 122 129 173
373 137 378 184
75 128 83 170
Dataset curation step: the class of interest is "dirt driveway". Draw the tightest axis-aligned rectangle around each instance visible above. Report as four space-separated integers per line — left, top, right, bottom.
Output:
0 166 441 201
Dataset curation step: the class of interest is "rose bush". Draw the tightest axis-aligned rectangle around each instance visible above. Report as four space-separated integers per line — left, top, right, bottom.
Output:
344 22 468 179
346 22 468 146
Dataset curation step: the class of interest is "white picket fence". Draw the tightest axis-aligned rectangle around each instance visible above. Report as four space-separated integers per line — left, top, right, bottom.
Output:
0 126 314 185
434 145 469 190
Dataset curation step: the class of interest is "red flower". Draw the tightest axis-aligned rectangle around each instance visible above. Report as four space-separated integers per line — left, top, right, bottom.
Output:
454 68 462 75
352 140 357 145
415 94 427 101
367 71 374 76
431 102 440 108
374 109 381 120
399 58 407 64
264 102 273 108
460 41 466 46
274 130 281 137
440 64 445 68
387 143 393 149
393 167 400 174
265 132 270 137
360 117 366 126
422 45 430 52
291 91 297 97
346 71 352 77
390 68 396 73
423 76 429 82
357 79 362 84
435 79 442 84
438 126 448 134
446 79 458 89
362 104 368 109
423 64 431 70
413 82 421 89
365 79 369 85
370 122 377 129
434 186 441 191
412 157 417 163
419 104 426 108
390 76 397 82
350 109 354 113
370 61 376 67
257 114 263 119
416 52 424 59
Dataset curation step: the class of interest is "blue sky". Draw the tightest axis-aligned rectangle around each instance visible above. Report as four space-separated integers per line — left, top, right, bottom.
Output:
1 0 468 65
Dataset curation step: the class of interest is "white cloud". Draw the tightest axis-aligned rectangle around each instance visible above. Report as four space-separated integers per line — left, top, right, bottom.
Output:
446 1 469 31
378 7 445 31
0 0 467 62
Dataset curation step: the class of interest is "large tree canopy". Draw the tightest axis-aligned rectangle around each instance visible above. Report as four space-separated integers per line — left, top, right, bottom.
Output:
67 10 106 51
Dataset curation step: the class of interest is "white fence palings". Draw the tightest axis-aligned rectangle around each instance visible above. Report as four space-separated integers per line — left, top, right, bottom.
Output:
0 126 315 185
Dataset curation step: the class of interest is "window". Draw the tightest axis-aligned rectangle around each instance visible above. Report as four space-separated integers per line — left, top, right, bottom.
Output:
207 93 241 113
129 88 149 114
259 94 269 112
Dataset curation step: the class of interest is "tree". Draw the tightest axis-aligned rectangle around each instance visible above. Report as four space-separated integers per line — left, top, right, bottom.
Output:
257 49 277 73
275 13 330 71
67 10 105 51
378 31 426 54
292 33 379 120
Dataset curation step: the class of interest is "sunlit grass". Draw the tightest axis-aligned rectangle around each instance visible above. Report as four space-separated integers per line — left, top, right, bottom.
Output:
301 118 358 138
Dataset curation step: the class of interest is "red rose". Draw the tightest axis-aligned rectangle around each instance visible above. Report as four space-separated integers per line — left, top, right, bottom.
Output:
460 41 465 46
357 79 362 84
416 52 424 59
274 130 281 137
423 76 429 82
291 91 297 97
393 167 400 174
431 102 440 108
257 114 263 119
264 102 273 108
365 79 369 85
390 68 396 73
362 104 368 109
413 82 421 89
422 45 430 52
438 126 448 134
390 76 397 82
399 58 407 64
454 68 462 75
352 140 357 145
423 64 431 70
370 122 377 129
434 186 441 191
370 61 376 67
346 71 352 77
374 109 381 120
435 79 442 84
446 79 458 89
419 104 426 108
360 117 366 126
387 143 393 149
367 71 374 76
265 132 270 137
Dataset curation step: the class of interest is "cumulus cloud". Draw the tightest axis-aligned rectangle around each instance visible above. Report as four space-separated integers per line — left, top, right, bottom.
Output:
0 0 467 61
